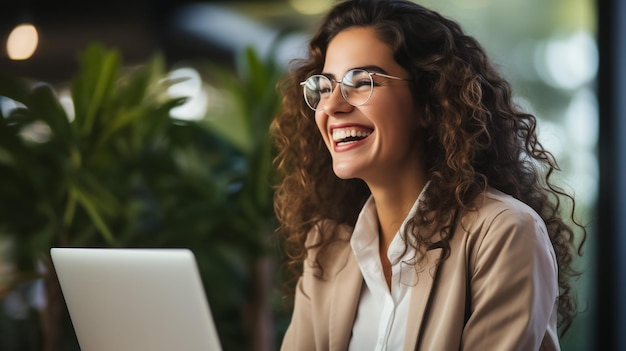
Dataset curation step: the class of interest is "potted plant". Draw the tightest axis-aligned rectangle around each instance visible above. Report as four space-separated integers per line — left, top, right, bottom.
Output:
0 42 284 351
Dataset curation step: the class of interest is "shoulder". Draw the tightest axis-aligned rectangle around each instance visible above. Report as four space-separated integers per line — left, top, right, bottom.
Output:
464 187 545 233
476 187 540 217
457 187 553 261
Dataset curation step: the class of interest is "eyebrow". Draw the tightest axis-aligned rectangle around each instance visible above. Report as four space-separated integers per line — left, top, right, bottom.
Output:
322 65 389 79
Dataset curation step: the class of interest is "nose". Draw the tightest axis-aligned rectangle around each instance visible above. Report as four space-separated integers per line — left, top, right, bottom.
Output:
322 82 353 115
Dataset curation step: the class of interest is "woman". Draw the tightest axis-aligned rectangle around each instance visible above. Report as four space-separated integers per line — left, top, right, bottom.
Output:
270 0 586 350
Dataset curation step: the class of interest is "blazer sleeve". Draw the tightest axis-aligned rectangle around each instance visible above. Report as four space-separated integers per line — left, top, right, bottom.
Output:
280 275 316 351
461 206 559 351
280 222 359 351
280 225 320 351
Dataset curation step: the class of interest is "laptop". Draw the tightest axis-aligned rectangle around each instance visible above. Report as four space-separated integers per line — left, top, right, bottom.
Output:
50 247 223 351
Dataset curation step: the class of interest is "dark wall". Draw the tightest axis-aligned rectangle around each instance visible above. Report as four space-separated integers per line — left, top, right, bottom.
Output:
596 0 626 350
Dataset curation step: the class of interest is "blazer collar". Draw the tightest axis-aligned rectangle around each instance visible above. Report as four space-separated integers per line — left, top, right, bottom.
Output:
403 245 444 351
324 243 444 351
329 248 363 351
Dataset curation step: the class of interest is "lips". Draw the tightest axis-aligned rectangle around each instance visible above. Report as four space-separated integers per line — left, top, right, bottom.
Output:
331 126 373 146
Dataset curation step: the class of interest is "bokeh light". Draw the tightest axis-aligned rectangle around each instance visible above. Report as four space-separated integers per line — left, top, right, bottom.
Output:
6 23 39 60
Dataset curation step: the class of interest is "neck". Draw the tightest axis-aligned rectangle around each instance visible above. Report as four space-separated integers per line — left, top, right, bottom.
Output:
372 181 426 248
371 179 427 290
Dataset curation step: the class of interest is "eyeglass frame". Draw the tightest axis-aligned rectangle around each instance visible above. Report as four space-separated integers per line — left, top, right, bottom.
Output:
299 68 409 111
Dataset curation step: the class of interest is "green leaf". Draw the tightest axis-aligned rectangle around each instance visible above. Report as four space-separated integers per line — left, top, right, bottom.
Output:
69 185 117 245
71 43 121 136
29 83 72 144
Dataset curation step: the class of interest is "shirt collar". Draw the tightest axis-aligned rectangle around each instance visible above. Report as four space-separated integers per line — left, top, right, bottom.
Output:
350 181 431 260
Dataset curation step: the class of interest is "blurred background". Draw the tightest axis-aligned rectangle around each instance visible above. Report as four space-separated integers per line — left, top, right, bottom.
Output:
0 0 623 350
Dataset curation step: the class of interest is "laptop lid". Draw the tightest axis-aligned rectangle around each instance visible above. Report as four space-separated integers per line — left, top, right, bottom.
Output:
50 247 223 351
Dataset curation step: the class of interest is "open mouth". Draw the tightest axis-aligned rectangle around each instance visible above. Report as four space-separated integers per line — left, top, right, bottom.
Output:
332 127 373 146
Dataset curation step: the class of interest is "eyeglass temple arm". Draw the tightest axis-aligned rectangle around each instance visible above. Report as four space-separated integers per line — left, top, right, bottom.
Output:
371 72 407 81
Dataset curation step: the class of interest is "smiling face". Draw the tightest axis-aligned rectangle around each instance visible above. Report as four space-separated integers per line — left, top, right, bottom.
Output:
316 26 426 190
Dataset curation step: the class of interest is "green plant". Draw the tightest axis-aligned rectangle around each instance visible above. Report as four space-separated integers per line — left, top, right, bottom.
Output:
0 42 284 351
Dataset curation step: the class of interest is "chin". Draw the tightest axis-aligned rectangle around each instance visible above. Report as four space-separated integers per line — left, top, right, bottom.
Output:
332 164 361 180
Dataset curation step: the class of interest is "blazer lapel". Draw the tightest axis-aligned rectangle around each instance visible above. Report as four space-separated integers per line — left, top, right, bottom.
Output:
403 246 444 351
329 250 363 351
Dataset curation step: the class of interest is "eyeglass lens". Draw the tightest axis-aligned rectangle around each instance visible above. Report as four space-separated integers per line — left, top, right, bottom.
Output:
303 69 373 111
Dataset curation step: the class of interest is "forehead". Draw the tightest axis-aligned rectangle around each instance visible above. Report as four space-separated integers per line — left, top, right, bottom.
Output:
323 27 397 75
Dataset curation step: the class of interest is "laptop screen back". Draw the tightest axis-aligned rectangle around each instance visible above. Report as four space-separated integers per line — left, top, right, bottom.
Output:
50 248 222 351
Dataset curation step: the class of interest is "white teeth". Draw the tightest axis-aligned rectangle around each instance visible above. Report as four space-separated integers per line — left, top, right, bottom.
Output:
332 129 372 141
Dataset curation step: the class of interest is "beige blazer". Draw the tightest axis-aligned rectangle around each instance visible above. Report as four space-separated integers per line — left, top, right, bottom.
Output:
280 188 560 351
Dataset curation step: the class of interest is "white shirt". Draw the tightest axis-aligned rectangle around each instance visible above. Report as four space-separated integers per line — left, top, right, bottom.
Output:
348 186 428 351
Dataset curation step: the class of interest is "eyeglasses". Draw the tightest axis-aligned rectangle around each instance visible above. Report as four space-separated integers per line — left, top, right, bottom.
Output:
300 68 408 111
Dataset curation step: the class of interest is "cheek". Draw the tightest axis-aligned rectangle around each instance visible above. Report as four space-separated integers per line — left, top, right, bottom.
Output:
382 97 418 126
314 113 329 141
384 99 422 142
397 94 421 129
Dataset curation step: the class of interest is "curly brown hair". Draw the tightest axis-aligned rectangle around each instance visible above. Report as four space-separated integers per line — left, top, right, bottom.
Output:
270 0 586 336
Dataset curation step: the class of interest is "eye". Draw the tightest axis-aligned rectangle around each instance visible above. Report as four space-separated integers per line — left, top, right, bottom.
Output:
318 81 332 95
353 78 371 88
344 70 371 89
